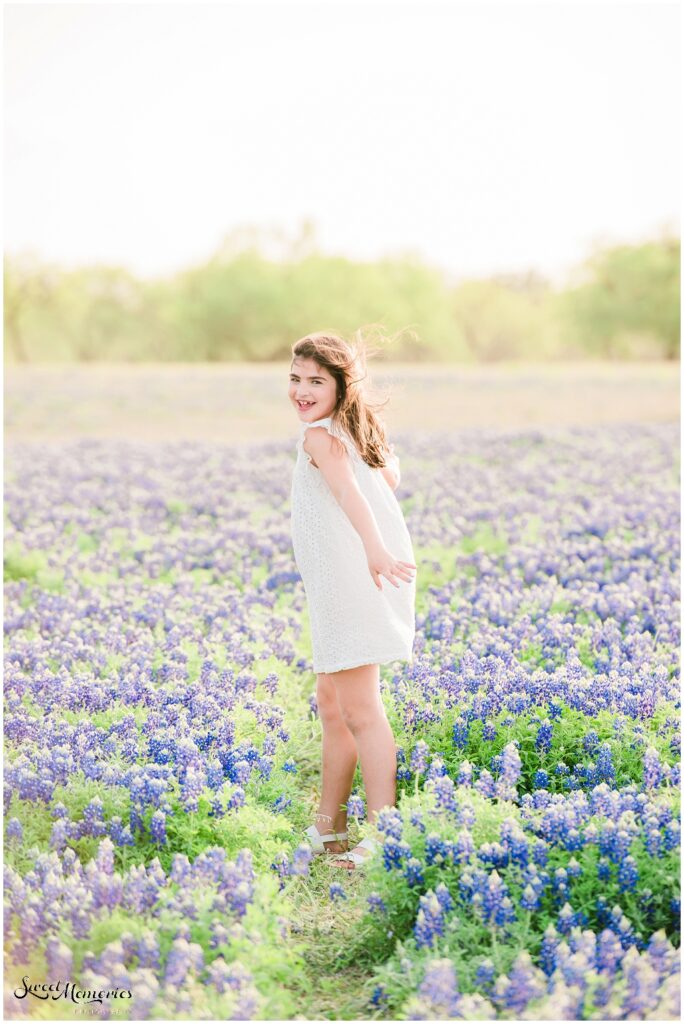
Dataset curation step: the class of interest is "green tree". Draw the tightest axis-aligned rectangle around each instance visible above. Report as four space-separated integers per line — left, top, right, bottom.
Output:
559 235 680 359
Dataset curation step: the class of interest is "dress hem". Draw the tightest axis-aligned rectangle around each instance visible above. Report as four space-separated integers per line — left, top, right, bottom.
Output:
312 652 414 675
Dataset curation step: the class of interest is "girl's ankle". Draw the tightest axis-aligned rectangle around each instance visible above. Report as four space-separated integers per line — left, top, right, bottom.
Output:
314 814 347 835
315 821 348 836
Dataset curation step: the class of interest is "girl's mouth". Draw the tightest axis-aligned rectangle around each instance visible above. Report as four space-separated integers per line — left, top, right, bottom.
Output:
297 401 315 410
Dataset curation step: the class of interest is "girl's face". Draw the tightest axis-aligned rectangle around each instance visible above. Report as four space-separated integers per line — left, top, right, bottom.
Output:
289 357 338 421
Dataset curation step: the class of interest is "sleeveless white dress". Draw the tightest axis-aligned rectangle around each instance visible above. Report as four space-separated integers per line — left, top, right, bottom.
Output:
290 415 416 674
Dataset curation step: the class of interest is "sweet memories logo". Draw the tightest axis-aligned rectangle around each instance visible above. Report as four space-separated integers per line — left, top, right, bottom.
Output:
13 976 133 1006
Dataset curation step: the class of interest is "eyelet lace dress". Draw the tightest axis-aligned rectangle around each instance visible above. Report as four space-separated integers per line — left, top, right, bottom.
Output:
290 415 416 674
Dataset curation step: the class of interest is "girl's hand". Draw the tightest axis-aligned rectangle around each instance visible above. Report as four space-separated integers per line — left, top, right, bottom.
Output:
366 545 417 591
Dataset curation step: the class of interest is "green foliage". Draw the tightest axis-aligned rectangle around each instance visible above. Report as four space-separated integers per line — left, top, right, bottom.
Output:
391 698 679 800
558 234 680 359
4 542 48 582
5 233 679 363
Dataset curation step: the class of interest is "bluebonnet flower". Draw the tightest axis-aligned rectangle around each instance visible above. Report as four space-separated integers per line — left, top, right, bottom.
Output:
425 832 450 866
370 985 388 1008
149 809 167 844
432 774 460 814
664 819 680 851
179 766 208 813
417 959 460 1015
583 729 600 754
457 760 474 786
410 810 426 832
643 745 663 790
346 794 365 818
6 818 22 841
270 852 291 888
471 869 516 928
566 857 581 879
367 892 387 915
226 785 246 812
493 951 546 1014
414 892 447 949
520 883 540 911
557 902 579 934
495 742 522 801
435 882 454 913
410 740 430 774
617 855 638 892
329 883 346 902
475 768 496 799
532 839 549 867
404 857 425 887
426 757 448 781
290 845 312 877
482 720 497 741
282 759 297 774
475 958 495 990
376 807 403 839
597 856 611 881
596 928 624 972
452 829 474 864
272 794 291 814
645 827 664 857
596 744 616 784
383 837 410 871
45 937 73 977
452 717 469 750
533 769 550 789
536 719 553 752
83 797 107 837
501 818 529 866
109 816 134 847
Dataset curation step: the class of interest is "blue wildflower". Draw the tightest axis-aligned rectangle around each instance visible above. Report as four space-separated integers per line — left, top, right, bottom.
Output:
536 719 553 752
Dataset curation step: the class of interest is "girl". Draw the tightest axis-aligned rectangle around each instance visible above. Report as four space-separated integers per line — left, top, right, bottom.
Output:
289 331 417 871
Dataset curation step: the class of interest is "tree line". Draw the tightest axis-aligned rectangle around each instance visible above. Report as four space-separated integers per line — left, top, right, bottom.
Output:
4 226 679 363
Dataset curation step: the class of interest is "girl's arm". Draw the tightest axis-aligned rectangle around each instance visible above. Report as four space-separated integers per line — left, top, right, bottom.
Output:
303 427 416 590
303 427 384 551
379 445 401 491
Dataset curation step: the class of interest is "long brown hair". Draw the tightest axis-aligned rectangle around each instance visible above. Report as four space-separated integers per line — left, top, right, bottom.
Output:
291 327 400 468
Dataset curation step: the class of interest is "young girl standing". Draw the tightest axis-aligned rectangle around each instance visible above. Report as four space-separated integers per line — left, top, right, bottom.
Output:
289 332 417 871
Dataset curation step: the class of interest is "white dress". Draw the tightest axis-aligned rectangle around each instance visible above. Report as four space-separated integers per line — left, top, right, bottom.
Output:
290 415 416 674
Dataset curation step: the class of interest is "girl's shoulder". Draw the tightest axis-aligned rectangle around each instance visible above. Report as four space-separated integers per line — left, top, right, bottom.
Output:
300 417 359 457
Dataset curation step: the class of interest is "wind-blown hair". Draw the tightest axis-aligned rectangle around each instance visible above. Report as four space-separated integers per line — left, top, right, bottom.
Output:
291 327 399 469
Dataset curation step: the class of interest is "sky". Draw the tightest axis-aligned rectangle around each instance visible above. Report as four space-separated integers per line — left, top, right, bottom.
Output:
4 0 681 286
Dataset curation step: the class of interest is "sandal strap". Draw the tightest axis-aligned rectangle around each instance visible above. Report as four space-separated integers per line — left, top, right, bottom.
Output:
332 836 378 865
304 824 349 844
332 850 366 865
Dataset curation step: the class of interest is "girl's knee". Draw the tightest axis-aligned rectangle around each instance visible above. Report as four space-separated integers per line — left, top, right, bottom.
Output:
338 702 385 736
316 674 344 723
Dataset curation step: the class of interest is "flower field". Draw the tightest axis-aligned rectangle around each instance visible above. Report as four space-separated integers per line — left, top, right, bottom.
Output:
3 421 681 1020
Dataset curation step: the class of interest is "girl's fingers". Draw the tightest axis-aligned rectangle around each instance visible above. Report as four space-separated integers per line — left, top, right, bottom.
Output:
395 566 411 579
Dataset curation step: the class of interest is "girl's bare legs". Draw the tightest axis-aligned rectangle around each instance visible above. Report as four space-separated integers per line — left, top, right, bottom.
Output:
314 673 358 853
329 663 397 866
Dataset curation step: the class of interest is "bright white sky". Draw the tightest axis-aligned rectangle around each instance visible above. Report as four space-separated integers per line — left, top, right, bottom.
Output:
4 0 680 285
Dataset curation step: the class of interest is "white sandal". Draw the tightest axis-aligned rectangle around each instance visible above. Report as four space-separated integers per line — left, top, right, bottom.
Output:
303 823 349 854
330 836 379 871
